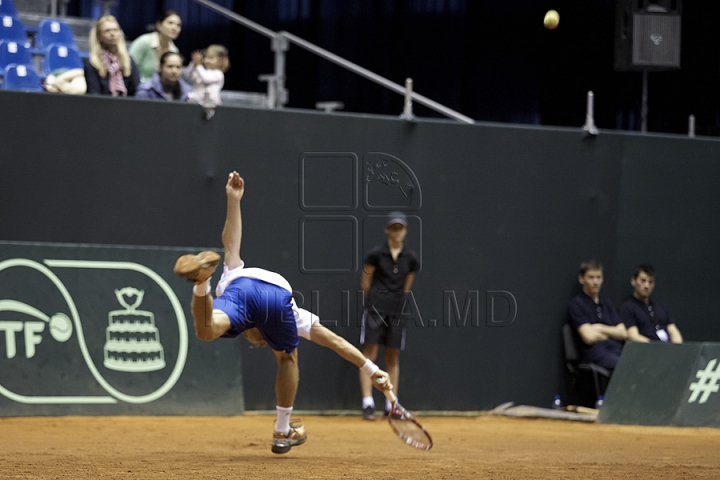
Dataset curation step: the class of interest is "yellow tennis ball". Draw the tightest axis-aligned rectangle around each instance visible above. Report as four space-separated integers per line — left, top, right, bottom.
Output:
544 10 560 30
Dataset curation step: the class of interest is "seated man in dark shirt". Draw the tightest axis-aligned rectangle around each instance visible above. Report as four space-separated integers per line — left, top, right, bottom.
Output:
619 264 683 344
567 259 628 373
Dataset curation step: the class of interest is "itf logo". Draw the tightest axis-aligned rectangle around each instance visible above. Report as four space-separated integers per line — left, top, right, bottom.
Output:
687 358 720 405
0 254 187 405
298 152 422 274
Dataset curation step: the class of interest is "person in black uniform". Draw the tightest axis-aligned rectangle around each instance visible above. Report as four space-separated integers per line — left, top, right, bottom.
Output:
359 211 419 420
619 264 683 344
567 259 628 373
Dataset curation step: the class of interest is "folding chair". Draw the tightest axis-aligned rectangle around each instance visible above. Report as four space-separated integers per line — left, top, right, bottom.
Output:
562 323 611 406
35 18 77 51
0 39 30 76
0 14 27 44
42 43 82 75
1 63 43 91
0 0 18 18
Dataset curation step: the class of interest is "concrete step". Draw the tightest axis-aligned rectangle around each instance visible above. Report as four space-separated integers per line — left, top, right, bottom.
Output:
12 0 50 14
220 90 269 109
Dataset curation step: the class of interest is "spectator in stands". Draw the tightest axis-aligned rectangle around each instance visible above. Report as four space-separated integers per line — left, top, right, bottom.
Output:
186 45 229 106
129 10 182 83
84 15 139 96
135 52 191 101
567 259 627 373
619 264 683 344
44 69 86 95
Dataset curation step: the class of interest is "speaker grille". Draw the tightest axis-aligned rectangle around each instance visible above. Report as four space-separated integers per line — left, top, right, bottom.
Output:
632 14 681 68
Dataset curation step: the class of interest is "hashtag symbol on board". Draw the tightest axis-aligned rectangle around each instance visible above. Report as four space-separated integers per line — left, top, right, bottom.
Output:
688 358 720 404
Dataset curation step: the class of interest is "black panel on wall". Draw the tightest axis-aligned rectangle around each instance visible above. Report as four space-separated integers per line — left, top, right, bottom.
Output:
615 0 682 71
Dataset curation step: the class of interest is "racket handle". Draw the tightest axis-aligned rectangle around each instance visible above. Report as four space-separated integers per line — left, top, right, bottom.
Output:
375 376 397 402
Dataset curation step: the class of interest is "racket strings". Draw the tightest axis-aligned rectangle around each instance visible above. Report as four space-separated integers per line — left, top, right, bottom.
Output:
388 410 433 449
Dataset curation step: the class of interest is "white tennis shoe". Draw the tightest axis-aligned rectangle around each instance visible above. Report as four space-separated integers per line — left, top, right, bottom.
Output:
271 422 307 454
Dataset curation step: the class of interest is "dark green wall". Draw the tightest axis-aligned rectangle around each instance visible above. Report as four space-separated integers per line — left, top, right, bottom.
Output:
1 91 718 411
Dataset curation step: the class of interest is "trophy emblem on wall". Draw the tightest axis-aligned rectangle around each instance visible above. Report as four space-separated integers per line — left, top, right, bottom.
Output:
103 287 166 372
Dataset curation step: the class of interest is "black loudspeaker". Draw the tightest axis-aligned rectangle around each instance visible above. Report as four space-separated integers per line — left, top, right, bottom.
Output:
614 0 682 71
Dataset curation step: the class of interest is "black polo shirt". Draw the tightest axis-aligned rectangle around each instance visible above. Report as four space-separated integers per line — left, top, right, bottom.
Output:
567 292 624 370
619 296 673 342
364 242 419 315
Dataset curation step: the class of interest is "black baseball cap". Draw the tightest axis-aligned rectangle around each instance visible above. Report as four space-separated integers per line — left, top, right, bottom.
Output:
386 211 408 227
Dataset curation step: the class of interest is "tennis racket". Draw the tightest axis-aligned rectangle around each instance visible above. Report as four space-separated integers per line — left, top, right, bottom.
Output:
377 379 433 451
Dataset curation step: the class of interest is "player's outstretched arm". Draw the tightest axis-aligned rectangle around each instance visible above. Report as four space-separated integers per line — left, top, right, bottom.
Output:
308 323 392 390
222 172 244 270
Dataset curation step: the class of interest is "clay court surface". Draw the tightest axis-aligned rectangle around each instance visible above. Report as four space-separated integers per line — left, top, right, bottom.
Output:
1 414 719 479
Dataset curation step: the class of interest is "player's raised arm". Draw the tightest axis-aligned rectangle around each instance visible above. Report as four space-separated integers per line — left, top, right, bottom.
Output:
222 171 245 270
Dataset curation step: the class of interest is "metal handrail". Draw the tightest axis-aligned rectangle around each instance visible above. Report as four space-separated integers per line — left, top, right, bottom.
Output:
191 0 474 124
191 0 276 39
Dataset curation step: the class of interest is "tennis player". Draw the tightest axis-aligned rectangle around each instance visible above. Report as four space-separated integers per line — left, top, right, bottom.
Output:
174 171 392 454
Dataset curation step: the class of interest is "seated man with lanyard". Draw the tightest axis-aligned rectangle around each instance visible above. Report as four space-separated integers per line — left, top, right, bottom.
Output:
619 264 683 344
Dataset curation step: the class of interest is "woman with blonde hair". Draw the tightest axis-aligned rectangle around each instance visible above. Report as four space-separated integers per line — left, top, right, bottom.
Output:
83 15 140 96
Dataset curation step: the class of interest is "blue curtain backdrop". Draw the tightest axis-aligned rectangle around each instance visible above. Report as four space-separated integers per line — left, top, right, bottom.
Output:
66 0 720 135
69 0 235 50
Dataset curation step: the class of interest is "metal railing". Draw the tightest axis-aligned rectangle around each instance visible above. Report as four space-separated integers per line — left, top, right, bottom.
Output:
191 0 474 124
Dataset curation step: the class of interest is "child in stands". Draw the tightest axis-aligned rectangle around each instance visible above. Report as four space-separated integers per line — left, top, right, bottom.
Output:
186 44 230 106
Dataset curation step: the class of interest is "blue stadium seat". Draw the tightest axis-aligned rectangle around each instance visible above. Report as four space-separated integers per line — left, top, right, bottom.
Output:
42 43 82 74
0 0 18 18
0 39 30 75
35 18 76 51
0 14 27 44
1 63 43 91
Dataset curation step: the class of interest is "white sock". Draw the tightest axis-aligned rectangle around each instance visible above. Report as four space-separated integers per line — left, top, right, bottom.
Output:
385 398 393 412
362 396 375 409
276 406 293 434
